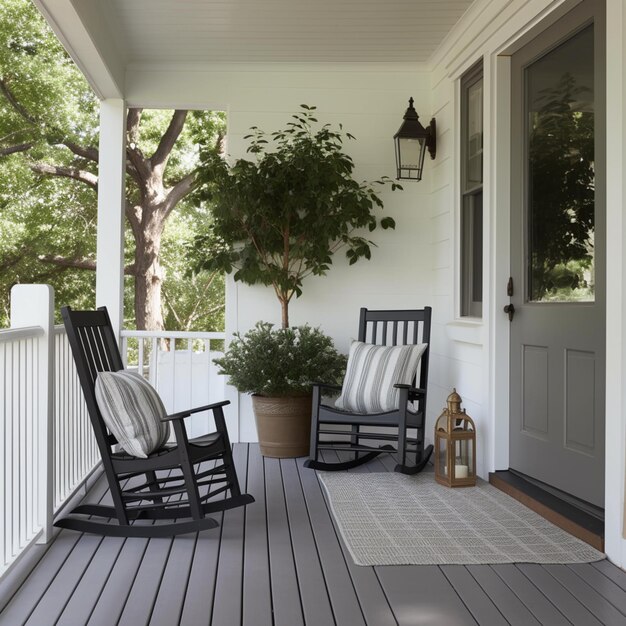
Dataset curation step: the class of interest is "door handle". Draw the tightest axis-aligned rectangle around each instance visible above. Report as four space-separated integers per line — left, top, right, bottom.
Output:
504 303 515 322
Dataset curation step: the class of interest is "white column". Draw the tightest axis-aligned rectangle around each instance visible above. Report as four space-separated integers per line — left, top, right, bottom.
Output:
604 0 626 568
10 285 54 544
96 99 126 338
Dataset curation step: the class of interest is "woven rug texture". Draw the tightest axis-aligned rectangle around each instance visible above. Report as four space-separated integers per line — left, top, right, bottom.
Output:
318 471 604 566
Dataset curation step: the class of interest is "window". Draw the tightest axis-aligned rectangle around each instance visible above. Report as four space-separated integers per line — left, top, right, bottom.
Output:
460 61 484 317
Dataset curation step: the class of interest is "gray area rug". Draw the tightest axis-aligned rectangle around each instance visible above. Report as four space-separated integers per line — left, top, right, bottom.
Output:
318 471 604 566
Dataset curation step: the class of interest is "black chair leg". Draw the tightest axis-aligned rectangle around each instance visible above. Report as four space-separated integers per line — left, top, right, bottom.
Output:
145 470 164 503
308 386 322 463
213 405 242 497
172 420 204 519
350 424 360 460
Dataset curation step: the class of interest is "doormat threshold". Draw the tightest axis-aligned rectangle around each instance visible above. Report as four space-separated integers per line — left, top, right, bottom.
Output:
489 470 604 552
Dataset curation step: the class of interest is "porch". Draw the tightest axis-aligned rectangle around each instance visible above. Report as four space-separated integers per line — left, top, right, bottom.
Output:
3 443 626 626
21 0 626 570
2 0 626 621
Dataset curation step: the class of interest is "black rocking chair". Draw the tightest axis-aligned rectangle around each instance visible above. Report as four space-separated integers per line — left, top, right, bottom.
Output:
56 306 254 538
305 307 433 474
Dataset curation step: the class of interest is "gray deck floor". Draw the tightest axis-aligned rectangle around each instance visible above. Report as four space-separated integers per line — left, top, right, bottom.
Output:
2 443 626 625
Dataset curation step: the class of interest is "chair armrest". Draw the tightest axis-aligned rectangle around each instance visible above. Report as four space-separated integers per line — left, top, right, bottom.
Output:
311 382 343 392
393 384 426 395
394 384 426 403
161 400 230 422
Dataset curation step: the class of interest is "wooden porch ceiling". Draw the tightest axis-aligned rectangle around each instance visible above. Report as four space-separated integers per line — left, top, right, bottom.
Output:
2 443 626 625
32 0 475 99
107 0 475 64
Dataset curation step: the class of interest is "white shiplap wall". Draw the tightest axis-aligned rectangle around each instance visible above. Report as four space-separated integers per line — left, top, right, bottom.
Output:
126 62 436 441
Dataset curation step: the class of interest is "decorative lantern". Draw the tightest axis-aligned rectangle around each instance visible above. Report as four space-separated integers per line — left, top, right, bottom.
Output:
393 97 436 181
434 389 476 487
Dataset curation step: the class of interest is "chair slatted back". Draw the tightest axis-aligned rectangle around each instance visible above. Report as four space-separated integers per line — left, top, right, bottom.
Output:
61 306 124 450
358 307 432 401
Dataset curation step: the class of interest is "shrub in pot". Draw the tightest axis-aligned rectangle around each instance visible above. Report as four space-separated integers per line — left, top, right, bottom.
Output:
214 322 346 457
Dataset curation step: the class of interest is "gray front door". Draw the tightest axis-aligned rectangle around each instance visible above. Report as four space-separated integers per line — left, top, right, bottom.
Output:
509 0 605 508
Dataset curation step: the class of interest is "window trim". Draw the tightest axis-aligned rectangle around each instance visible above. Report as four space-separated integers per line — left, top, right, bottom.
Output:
460 60 484 319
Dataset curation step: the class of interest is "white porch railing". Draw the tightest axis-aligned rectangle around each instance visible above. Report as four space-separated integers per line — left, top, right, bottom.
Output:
120 330 226 439
1 286 99 579
0 326 46 575
1 286 55 578
1 285 228 578
53 327 99 511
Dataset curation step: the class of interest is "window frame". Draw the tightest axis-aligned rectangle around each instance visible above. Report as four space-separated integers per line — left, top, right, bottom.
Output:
460 60 484 318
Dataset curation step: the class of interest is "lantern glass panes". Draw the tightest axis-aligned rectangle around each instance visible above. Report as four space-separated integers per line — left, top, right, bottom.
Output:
393 97 436 181
434 389 477 487
396 136 427 180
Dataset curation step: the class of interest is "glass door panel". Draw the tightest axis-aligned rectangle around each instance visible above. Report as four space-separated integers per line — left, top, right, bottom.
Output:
526 25 595 303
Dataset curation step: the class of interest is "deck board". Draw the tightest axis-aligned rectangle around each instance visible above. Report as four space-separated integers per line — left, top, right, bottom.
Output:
490 564 571 626
25 534 105 626
319 449 397 626
543 564 626 625
295 455 368 626
2 443 626 626
517 563 604 626
376 565 477 626
440 565 508 626
568 563 626 615
211 445 248 626
0 473 110 625
265 456 305 626
56 535 125 626
242 444 272 626
149 534 198 625
178 460 224 626
466 564 541 626
280 457 335 625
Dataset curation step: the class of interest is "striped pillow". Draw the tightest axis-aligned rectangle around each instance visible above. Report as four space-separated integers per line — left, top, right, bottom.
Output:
335 341 428 414
95 370 171 458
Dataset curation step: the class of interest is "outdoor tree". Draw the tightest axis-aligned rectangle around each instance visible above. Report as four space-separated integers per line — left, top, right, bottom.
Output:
194 105 399 328
0 0 225 330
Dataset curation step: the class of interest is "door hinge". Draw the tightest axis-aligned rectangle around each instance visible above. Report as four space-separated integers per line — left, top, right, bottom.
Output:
507 277 514 297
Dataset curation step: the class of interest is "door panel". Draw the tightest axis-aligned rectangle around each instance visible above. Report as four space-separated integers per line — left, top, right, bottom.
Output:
521 345 549 436
509 0 605 508
564 349 596 453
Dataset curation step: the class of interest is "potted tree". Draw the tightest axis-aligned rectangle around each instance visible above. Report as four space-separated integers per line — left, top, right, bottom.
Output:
195 105 400 456
214 322 346 457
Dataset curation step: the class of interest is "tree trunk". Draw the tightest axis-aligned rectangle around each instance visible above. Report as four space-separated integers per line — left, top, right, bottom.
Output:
281 298 289 328
133 217 165 331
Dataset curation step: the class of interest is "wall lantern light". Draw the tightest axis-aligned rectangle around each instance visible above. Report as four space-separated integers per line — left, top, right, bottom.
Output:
393 97 436 181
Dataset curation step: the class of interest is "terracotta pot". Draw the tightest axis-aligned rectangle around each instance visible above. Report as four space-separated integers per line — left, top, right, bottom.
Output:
252 393 312 458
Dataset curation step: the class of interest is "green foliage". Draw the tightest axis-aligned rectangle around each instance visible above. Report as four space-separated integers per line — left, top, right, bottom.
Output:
214 322 347 396
0 0 98 149
0 0 99 323
0 0 227 330
160 206 225 332
529 72 595 301
194 105 400 326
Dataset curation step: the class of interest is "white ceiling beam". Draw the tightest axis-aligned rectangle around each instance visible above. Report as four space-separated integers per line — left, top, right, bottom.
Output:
32 0 126 99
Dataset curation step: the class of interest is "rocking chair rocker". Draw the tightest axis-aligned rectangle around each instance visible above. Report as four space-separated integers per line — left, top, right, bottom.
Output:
305 307 433 474
56 306 254 538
